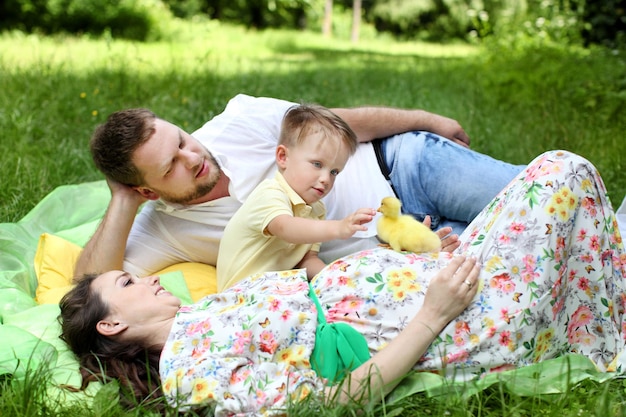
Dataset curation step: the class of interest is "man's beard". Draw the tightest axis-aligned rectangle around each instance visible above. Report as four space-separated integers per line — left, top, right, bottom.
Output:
157 154 221 205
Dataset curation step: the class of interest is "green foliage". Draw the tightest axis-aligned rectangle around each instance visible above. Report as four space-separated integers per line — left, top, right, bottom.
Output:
471 37 626 197
365 0 588 44
500 0 585 45
161 0 205 18
364 0 624 47
369 0 469 41
0 366 54 416
0 0 173 41
185 0 324 29
1 0 624 46
582 0 626 48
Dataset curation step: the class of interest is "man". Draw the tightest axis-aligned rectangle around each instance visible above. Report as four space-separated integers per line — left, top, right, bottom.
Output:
75 94 525 277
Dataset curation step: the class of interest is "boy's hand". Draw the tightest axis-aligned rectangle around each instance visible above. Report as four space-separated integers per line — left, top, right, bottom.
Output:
338 208 376 239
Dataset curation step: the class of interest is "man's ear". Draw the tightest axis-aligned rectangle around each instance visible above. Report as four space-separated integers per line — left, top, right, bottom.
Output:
134 186 160 201
96 319 129 337
275 145 288 169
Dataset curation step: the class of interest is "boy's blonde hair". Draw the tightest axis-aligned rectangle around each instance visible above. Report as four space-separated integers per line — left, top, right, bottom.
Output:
279 104 358 155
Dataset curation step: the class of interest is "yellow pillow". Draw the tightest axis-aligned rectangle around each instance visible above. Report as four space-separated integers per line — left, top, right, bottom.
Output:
34 233 217 304
34 233 81 304
152 263 217 302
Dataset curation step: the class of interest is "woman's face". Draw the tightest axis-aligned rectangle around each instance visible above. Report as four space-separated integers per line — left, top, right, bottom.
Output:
92 271 181 330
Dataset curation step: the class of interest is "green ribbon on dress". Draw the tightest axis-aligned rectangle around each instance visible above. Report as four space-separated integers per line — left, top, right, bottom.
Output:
308 284 371 384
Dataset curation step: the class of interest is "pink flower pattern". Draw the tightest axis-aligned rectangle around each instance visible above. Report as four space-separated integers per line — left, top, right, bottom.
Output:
313 151 626 382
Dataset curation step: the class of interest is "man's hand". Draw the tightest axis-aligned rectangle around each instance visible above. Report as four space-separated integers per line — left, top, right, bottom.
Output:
428 114 471 147
74 178 148 279
422 215 461 253
106 177 147 208
436 227 460 252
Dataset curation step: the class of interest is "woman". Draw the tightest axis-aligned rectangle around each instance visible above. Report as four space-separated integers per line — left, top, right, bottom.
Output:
59 150 626 416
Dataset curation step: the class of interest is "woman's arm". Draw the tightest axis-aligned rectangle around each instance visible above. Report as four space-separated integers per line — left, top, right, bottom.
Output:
332 107 471 147
327 256 480 401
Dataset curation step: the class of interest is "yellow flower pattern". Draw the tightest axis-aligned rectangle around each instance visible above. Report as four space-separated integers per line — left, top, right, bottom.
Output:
160 270 322 415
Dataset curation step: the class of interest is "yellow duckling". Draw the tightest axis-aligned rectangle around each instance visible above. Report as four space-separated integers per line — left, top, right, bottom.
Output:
376 196 441 253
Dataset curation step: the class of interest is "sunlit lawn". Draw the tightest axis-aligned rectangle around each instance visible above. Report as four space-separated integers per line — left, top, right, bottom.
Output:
2 22 624 223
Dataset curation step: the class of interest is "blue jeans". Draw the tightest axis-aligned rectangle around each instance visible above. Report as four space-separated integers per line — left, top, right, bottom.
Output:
380 131 526 236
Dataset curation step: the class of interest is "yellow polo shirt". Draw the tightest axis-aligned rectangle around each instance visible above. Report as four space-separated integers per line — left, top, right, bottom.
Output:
217 172 325 290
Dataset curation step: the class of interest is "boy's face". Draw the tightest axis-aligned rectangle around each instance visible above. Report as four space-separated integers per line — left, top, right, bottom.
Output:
276 131 351 205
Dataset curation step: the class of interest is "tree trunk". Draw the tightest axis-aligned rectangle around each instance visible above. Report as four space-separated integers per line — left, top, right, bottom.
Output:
351 0 361 43
323 0 333 37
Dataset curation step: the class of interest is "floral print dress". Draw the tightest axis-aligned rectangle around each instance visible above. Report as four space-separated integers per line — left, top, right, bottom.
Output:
160 270 325 415
313 150 626 378
159 150 626 415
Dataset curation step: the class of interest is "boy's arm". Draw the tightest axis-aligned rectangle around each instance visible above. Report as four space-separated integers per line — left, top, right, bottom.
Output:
296 250 326 281
265 208 375 244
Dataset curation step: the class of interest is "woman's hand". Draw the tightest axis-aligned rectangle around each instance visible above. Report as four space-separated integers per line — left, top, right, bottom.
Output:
331 256 480 402
421 256 480 328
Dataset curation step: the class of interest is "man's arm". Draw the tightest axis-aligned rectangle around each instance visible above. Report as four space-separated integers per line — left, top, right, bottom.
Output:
332 106 471 147
73 179 146 279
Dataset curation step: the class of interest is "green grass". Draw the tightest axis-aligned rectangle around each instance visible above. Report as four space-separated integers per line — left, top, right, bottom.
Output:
2 23 624 223
1 21 626 416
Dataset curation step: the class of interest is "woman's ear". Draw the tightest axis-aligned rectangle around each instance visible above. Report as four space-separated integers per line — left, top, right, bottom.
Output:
134 186 160 201
96 319 129 337
275 145 288 169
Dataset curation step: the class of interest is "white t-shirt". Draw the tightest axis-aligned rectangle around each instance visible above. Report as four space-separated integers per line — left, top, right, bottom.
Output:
124 94 394 276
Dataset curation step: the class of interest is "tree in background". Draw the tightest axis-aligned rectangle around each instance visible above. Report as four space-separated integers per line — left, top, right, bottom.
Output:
352 0 362 42
323 0 333 36
0 0 623 47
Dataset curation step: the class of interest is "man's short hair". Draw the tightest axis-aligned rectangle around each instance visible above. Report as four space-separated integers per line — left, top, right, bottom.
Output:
90 108 157 186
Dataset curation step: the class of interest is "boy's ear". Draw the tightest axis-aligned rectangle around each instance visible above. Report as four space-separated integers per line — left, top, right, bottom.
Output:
275 145 288 169
134 186 160 200
96 319 128 337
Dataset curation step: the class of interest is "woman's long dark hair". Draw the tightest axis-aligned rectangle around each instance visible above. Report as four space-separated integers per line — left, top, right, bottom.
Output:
58 274 164 410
